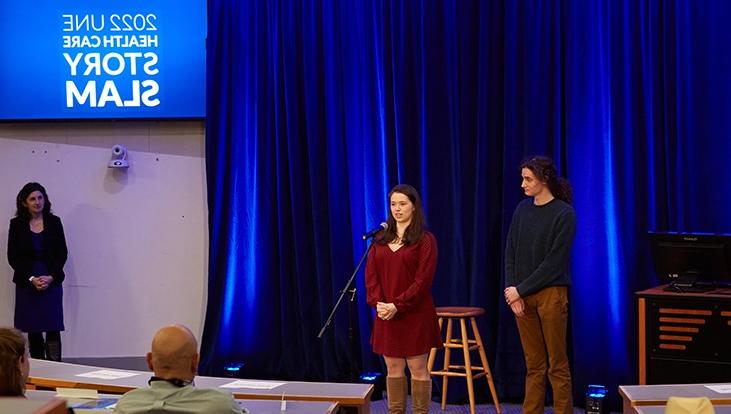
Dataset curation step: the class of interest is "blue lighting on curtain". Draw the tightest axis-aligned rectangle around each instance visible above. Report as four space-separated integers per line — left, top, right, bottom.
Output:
598 8 622 329
222 235 238 329
602 141 622 331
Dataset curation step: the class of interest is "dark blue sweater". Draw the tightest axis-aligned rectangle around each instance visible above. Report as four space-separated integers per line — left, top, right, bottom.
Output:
504 198 576 297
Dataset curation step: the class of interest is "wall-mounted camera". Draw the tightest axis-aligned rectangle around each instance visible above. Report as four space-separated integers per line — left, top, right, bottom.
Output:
108 144 129 168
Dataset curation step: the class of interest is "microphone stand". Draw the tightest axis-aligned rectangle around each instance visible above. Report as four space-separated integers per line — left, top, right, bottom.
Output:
318 240 375 382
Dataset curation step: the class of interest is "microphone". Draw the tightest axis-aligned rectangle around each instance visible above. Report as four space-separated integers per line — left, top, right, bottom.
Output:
362 222 387 240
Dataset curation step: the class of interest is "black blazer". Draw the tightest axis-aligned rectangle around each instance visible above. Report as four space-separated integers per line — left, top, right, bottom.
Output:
7 214 68 288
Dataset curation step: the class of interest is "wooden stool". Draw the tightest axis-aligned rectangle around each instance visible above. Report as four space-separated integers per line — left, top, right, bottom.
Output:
427 306 500 414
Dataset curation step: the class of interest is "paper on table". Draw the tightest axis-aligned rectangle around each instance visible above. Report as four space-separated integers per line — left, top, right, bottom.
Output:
220 380 285 389
705 384 731 394
56 387 99 399
75 369 141 380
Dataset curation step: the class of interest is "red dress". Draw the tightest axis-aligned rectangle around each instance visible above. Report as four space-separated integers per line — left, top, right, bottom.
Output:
365 231 442 357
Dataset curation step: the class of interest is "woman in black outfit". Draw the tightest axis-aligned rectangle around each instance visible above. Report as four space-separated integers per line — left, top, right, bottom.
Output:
7 182 68 361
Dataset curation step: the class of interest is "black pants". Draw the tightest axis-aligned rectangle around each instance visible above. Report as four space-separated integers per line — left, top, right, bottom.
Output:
28 331 62 361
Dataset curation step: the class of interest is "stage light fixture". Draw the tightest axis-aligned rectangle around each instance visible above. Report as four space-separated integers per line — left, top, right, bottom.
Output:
223 361 245 378
586 384 608 414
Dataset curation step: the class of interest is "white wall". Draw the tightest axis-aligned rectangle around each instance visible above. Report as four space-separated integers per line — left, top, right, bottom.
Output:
0 120 208 357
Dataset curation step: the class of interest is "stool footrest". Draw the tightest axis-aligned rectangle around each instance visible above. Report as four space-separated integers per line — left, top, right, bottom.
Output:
430 371 489 380
446 339 478 345
445 365 486 371
443 343 480 351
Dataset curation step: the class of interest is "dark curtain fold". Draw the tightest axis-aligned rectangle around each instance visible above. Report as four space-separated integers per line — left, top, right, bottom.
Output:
202 0 731 407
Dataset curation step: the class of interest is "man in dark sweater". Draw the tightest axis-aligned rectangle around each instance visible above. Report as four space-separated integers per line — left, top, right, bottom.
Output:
504 156 576 414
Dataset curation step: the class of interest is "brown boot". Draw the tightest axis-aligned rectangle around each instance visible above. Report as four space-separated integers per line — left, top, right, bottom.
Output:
386 376 407 414
411 378 432 414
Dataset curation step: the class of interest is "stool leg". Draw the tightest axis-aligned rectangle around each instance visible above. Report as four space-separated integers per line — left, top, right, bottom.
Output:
441 318 453 410
471 317 501 414
461 318 476 414
427 317 443 372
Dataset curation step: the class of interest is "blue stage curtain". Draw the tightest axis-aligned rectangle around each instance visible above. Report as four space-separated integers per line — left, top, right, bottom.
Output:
202 0 731 406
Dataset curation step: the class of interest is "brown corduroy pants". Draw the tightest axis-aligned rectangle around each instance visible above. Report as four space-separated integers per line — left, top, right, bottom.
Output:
515 286 573 414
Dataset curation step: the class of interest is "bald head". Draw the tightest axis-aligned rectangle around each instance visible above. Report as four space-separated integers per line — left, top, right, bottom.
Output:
146 325 199 380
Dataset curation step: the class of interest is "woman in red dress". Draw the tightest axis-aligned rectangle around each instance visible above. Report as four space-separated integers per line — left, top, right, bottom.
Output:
365 184 441 414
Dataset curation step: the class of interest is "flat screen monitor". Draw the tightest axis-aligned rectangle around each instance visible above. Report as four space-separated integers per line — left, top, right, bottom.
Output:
648 232 731 288
0 0 206 120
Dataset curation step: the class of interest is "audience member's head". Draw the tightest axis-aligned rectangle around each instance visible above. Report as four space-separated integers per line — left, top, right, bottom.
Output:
0 327 30 396
146 325 199 382
116 325 243 414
